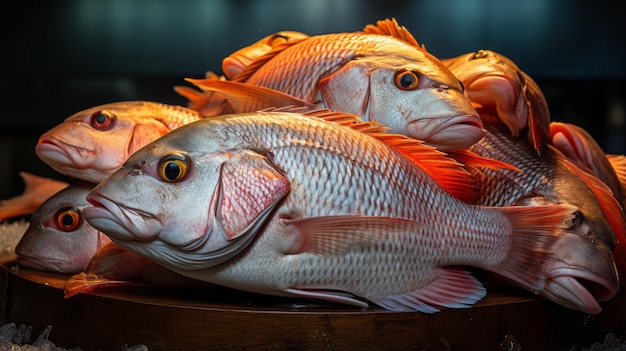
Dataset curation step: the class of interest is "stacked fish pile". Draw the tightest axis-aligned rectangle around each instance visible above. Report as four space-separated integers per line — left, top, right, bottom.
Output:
3 18 626 316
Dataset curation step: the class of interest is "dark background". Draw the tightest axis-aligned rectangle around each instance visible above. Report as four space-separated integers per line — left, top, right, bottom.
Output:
1 0 625 198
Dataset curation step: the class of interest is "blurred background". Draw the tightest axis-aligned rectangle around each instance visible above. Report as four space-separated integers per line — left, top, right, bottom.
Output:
1 0 625 198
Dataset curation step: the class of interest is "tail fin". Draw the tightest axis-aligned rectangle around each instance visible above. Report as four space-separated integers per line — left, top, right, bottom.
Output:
487 203 578 292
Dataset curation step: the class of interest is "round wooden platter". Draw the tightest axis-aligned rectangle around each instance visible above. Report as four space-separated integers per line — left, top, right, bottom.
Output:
1 255 624 351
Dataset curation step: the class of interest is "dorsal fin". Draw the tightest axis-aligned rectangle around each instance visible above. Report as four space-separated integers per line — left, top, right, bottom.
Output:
607 154 626 199
301 110 478 203
362 18 426 52
230 38 309 83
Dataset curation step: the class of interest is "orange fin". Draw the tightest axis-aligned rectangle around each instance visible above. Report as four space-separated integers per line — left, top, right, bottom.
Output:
0 172 69 221
607 154 626 197
230 38 309 83
448 149 522 173
64 272 147 298
186 79 316 112
490 203 578 292
362 18 425 52
283 215 426 255
369 268 486 313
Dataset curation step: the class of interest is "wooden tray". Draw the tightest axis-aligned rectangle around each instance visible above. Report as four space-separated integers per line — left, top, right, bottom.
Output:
1 255 624 351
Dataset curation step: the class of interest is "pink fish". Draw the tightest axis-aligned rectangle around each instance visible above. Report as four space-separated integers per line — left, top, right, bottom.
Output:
186 19 483 152
35 101 203 183
15 181 110 274
83 110 577 313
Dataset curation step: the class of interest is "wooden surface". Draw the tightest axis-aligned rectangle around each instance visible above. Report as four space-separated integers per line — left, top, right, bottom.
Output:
1 257 625 351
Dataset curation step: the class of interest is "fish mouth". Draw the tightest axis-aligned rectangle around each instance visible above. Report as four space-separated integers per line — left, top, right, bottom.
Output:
542 266 619 314
36 136 94 166
84 192 163 243
408 114 484 151
16 254 69 273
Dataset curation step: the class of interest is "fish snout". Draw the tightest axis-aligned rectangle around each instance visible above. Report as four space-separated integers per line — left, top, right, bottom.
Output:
407 113 484 151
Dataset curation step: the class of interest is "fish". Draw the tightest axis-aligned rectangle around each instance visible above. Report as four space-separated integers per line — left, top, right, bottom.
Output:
83 110 578 313
468 122 623 313
15 181 111 274
550 121 625 207
442 49 551 154
0 172 68 221
187 19 483 152
35 101 203 183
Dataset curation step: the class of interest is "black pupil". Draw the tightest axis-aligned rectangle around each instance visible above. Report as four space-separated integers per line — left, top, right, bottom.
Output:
164 162 181 180
399 73 414 88
94 113 107 125
61 213 75 226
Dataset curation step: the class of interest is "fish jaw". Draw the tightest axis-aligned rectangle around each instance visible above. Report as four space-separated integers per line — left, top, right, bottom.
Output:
84 192 163 243
398 89 484 151
540 233 620 314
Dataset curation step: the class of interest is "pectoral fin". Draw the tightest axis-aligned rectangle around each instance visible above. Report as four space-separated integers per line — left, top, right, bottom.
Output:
282 215 426 255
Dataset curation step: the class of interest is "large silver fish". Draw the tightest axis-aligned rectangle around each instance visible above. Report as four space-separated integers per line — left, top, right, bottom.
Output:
15 181 110 274
469 123 623 313
35 101 203 183
83 110 577 313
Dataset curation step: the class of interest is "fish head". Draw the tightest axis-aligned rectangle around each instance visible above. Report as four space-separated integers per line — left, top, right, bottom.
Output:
35 101 177 183
83 120 290 271
442 50 551 152
514 182 620 314
15 181 110 274
222 31 309 79
364 51 483 152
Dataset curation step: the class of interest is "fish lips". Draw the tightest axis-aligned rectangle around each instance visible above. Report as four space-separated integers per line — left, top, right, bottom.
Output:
542 267 618 315
407 113 484 151
83 193 163 243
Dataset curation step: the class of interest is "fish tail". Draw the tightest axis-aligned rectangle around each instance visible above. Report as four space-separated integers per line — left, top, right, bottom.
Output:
490 203 578 292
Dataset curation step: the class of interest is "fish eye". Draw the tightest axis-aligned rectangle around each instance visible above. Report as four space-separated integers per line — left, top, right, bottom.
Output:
90 111 115 130
565 211 584 230
158 153 189 183
54 207 82 231
394 69 420 90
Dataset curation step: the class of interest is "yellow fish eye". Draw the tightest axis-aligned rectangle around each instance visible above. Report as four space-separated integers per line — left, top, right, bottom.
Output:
394 69 420 90
55 207 82 231
158 154 188 183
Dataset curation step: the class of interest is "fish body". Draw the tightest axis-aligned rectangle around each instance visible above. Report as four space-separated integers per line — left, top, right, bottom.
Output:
442 49 550 154
189 21 483 152
469 123 622 313
15 181 110 274
84 111 576 313
35 101 203 183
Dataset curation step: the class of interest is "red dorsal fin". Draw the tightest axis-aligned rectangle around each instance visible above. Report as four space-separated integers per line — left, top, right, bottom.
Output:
302 109 479 202
362 18 426 52
230 38 309 83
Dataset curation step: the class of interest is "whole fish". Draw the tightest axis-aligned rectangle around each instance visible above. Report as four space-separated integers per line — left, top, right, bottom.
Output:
0 172 68 221
442 49 551 154
35 101 203 183
469 123 623 313
188 19 483 152
15 181 110 274
83 110 577 313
